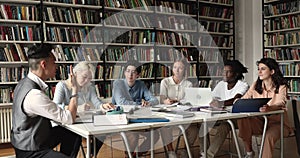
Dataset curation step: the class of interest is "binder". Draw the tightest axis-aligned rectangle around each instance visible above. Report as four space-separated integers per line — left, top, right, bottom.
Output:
129 117 170 123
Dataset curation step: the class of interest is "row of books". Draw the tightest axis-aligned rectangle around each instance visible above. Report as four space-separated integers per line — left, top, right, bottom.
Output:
199 35 233 47
0 67 28 82
198 79 220 88
45 0 102 5
53 45 103 61
264 32 300 46
199 6 233 19
290 79 300 92
95 83 112 98
279 63 300 76
104 46 231 63
0 25 40 41
0 87 12 104
105 47 154 62
46 26 102 43
44 7 102 24
264 48 300 60
104 12 151 28
156 47 197 62
200 21 231 33
201 0 233 5
198 64 223 76
106 63 197 79
104 30 154 44
156 1 196 14
110 64 157 79
104 0 152 11
156 15 197 31
220 50 234 61
264 1 300 16
0 5 38 21
265 15 300 31
156 31 194 46
0 44 28 62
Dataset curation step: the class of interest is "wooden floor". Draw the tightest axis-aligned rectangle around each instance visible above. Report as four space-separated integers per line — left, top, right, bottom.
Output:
2 129 297 158
0 133 236 158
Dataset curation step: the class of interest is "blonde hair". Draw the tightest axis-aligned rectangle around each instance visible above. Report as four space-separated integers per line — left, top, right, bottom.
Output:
65 61 96 91
73 61 96 78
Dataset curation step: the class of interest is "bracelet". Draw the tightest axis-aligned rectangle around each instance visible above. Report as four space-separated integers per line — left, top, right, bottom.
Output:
70 94 78 99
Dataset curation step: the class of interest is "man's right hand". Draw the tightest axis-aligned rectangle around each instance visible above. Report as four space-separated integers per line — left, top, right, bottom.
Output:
69 65 78 94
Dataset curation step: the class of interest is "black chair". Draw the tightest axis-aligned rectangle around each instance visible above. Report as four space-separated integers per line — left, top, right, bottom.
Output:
292 100 300 156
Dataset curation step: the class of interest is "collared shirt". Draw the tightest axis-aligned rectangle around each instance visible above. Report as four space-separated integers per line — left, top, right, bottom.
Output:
242 81 292 132
112 79 159 106
23 72 73 124
160 76 192 101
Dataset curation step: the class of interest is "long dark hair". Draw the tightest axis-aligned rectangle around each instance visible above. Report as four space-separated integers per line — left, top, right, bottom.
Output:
224 60 248 81
255 58 288 94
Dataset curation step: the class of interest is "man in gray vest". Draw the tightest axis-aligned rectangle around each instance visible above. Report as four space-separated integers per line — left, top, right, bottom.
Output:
11 44 81 158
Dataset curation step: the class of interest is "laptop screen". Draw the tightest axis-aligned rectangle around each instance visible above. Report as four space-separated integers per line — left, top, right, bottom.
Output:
184 87 212 107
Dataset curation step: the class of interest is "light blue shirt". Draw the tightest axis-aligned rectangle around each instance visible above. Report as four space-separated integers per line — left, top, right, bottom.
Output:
112 79 159 106
53 81 104 110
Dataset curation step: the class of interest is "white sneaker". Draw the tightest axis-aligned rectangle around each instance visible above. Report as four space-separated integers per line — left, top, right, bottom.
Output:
244 151 255 158
199 152 205 158
168 151 177 158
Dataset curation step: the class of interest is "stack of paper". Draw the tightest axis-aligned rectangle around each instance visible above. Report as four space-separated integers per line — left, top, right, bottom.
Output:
93 114 128 126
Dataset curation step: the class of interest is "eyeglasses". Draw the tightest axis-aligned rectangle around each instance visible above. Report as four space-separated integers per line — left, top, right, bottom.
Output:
125 69 137 74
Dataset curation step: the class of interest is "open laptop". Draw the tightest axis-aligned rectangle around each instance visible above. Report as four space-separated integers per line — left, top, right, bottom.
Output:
184 87 212 107
232 98 271 113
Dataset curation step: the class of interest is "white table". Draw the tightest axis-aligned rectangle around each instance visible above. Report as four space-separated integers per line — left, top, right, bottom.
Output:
62 110 284 158
64 121 152 158
145 112 248 158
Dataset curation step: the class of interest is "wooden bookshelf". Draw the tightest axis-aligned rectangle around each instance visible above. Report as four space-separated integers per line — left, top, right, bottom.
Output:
262 0 300 99
0 1 236 143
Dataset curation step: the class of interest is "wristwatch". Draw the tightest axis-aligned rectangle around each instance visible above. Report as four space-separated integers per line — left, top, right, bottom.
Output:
70 94 78 99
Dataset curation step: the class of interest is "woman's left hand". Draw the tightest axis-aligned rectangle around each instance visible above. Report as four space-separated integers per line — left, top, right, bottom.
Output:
260 104 270 112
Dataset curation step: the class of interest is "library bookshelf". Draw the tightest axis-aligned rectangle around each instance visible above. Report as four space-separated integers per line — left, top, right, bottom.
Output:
0 0 235 144
262 0 300 100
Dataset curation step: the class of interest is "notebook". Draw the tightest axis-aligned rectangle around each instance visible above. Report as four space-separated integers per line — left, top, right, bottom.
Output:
184 87 212 107
232 98 271 113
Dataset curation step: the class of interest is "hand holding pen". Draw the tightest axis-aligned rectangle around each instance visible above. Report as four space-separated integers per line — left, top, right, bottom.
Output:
141 99 150 107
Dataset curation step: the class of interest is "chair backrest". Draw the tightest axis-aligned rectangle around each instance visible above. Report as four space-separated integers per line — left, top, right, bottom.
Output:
288 100 300 156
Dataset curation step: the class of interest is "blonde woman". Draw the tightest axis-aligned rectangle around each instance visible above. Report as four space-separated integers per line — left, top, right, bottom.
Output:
53 61 115 157
160 58 199 158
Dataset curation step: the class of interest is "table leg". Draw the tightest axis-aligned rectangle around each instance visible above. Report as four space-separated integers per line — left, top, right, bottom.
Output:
93 137 96 157
120 132 133 158
87 136 91 158
259 115 268 158
226 120 242 158
151 129 154 158
280 113 283 158
204 121 207 158
178 125 192 158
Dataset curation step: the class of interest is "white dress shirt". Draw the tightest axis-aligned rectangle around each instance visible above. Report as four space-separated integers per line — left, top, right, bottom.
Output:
23 72 73 124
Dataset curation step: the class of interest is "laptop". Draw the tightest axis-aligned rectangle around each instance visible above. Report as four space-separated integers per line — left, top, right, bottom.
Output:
184 87 212 107
232 98 271 113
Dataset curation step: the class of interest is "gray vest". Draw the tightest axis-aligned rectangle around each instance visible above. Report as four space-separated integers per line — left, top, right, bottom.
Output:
11 77 52 151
